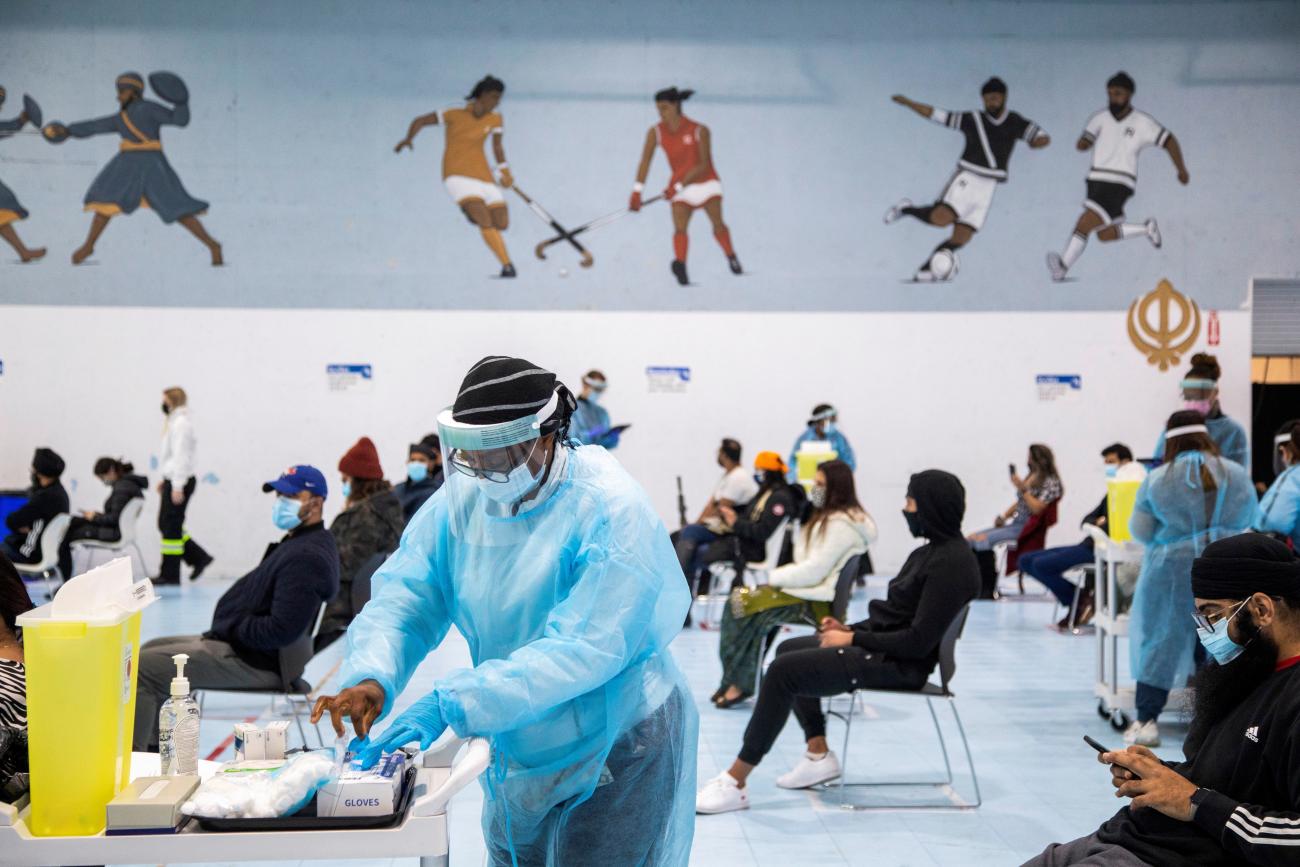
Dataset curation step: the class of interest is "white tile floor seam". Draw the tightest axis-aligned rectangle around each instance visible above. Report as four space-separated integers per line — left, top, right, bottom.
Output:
119 574 1186 866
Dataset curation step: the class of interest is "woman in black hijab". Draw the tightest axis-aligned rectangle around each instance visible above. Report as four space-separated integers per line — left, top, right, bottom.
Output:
697 469 981 814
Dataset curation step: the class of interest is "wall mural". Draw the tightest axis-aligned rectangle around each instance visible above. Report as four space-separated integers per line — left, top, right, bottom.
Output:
883 77 1050 282
0 88 46 262
41 72 223 266
0 0 1291 313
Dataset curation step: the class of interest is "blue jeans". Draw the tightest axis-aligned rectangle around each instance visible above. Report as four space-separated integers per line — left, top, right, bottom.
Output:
673 523 719 589
968 520 1026 551
1019 544 1093 607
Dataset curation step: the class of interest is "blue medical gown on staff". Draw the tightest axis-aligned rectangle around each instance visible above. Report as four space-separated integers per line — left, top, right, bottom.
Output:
1259 465 1300 547
1152 414 1249 470
787 427 857 483
340 445 696 865
570 397 619 449
1128 453 1258 690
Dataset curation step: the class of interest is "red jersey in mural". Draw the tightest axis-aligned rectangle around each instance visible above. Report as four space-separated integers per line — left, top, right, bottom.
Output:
656 117 719 187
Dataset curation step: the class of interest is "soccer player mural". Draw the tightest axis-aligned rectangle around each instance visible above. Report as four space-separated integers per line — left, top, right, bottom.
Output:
0 86 46 263
42 71 223 266
629 87 742 286
395 75 518 278
884 78 1050 282
1047 72 1189 282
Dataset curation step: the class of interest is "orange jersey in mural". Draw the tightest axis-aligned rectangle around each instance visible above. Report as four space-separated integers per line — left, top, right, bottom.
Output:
656 116 718 187
441 107 502 182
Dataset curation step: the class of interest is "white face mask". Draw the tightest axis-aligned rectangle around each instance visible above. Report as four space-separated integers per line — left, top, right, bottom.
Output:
476 440 548 506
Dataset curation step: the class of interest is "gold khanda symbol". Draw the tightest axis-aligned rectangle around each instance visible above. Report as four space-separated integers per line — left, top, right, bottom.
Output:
1127 279 1201 372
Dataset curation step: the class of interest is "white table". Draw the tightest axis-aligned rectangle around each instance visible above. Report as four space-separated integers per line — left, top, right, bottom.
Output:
0 737 489 867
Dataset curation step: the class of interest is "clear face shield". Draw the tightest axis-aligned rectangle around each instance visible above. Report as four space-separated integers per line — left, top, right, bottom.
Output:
1180 378 1217 415
437 390 563 532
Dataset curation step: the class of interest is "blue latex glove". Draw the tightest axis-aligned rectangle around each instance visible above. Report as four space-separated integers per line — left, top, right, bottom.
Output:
353 692 447 769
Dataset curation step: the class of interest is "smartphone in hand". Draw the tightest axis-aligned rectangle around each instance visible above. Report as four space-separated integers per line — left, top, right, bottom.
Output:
1085 735 1141 778
1008 463 1017 476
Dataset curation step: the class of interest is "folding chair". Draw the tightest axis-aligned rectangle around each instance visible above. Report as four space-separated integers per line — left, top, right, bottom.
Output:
197 601 329 749
755 554 862 697
696 519 791 629
825 602 981 809
12 513 73 600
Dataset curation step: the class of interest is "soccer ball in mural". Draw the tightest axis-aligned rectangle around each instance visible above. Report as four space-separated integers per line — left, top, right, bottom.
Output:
929 248 959 281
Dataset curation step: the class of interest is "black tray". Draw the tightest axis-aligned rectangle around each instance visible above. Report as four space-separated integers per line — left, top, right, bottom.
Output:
195 764 416 832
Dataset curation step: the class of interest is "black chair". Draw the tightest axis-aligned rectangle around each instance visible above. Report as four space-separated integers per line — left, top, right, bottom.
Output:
196 601 328 749
349 551 388 617
825 602 981 809
754 554 862 696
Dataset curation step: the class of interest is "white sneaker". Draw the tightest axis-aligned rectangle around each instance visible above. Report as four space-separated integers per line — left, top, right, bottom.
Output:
776 751 842 789
884 198 912 224
1123 720 1160 747
1046 251 1068 282
912 268 937 283
696 771 750 814
1145 218 1162 248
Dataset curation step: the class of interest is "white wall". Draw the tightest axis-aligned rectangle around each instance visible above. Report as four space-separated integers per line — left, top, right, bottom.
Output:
0 306 1251 577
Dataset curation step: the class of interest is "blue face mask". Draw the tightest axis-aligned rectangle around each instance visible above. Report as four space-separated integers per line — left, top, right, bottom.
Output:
478 460 542 505
273 495 304 531
1105 465 1119 478
341 481 353 500
587 390 603 406
1196 600 1250 665
407 461 429 483
823 421 837 436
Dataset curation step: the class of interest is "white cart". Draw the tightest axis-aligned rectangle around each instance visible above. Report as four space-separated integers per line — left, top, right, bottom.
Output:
1093 538 1142 730
0 737 489 867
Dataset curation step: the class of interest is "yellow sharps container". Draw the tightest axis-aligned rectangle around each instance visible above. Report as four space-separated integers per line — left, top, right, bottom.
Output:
16 557 155 836
1106 479 1143 543
795 445 838 491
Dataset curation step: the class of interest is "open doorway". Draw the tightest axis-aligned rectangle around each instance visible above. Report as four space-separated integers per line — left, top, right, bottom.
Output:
1251 278 1300 486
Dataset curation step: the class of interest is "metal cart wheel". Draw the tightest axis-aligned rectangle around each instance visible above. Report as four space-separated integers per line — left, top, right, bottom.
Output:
1109 708 1129 731
1097 699 1109 720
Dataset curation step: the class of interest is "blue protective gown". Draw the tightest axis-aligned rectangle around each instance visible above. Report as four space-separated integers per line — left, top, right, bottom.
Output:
1258 465 1300 547
1152 413 1249 470
1128 453 1259 690
570 397 619 449
340 445 696 865
786 426 857 482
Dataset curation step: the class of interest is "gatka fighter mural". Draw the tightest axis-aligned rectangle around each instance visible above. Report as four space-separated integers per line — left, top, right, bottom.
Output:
884 78 1050 282
395 75 518 278
629 87 742 286
0 87 47 263
42 71 223 266
1047 72 1188 282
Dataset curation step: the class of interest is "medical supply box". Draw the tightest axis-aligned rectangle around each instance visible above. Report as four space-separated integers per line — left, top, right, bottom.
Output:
315 752 408 817
106 774 200 834
16 558 156 836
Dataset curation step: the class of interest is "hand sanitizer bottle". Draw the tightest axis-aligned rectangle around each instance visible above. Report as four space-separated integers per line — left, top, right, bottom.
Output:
158 653 200 775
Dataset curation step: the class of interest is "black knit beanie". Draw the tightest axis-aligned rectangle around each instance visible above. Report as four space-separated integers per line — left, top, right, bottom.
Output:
453 356 558 425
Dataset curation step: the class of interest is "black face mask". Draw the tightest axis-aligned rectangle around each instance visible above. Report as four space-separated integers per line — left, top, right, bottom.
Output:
1108 101 1128 120
161 402 171 415
903 509 927 538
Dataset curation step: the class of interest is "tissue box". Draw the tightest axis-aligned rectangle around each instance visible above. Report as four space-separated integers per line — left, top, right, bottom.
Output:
315 752 407 818
234 723 266 761
106 775 199 834
264 720 290 760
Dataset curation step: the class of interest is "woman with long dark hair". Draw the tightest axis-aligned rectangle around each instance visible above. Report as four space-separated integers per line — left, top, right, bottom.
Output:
1125 410 1258 747
712 460 875 708
58 457 147 579
629 86 742 285
968 443 1063 594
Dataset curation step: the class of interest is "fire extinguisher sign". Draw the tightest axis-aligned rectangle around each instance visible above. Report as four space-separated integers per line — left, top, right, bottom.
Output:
1208 311 1220 346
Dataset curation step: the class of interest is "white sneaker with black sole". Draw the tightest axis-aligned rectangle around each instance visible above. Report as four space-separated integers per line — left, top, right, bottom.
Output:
883 198 912 224
696 771 749 814
776 750 842 789
1145 218 1162 248
1123 719 1160 747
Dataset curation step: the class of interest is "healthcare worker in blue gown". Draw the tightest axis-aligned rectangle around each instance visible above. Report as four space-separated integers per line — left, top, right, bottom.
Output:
1257 420 1300 547
311 355 697 866
1126 411 1258 748
1150 353 1248 469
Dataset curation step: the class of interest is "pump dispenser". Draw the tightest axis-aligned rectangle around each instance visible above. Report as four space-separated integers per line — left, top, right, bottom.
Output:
158 653 200 775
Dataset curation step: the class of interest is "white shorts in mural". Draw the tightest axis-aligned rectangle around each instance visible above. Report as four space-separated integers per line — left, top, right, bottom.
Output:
672 179 723 209
444 175 505 207
939 169 998 231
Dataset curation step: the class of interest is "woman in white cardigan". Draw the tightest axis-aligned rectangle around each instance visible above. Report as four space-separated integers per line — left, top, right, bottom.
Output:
713 460 876 708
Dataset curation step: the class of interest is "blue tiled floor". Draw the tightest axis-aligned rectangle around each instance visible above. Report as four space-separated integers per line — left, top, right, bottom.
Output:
124 576 1189 866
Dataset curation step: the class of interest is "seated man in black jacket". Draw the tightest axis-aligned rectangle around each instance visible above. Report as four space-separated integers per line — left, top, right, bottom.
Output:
132 465 340 751
1 448 69 567
697 469 980 813
393 434 444 525
1026 534 1300 867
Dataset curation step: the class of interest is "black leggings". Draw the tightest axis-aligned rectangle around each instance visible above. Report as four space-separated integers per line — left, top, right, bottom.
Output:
739 635 925 766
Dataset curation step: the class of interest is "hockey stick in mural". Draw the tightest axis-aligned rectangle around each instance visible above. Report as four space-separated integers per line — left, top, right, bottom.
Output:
511 185 594 268
535 195 665 261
